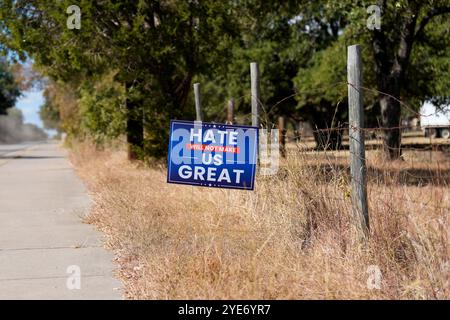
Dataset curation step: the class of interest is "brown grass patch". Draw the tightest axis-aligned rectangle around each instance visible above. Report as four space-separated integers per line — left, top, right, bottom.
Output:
70 142 449 299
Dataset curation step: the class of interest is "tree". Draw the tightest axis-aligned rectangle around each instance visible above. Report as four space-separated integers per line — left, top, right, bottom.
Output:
198 1 355 149
0 0 239 159
314 0 449 158
1 0 447 159
0 59 21 114
39 92 61 133
369 0 450 158
294 0 449 155
78 71 126 145
197 1 327 126
294 40 349 149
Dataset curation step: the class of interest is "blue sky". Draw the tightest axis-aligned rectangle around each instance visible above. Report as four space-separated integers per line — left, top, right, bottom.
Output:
15 88 57 136
15 88 45 127
9 58 56 135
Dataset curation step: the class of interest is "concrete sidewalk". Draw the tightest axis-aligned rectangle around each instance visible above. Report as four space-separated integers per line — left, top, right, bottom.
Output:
0 142 122 299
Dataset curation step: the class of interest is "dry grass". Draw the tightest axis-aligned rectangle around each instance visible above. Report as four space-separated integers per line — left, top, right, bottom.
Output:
70 142 449 300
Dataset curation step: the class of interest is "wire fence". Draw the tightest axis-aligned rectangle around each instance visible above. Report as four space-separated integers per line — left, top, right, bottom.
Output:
205 82 449 213
192 71 450 214
206 81 447 123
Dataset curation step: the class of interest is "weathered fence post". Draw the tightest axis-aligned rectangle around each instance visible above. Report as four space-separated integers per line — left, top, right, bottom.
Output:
227 99 235 124
193 82 203 122
250 62 260 128
347 44 369 238
278 116 286 158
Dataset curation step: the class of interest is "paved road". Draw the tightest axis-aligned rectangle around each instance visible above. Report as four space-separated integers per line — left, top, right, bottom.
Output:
0 142 35 157
0 141 122 299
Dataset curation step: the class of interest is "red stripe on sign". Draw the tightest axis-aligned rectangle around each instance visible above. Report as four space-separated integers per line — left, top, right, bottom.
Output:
186 143 240 154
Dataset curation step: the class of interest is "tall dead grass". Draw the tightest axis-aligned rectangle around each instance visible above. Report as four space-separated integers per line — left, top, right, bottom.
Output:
70 143 449 299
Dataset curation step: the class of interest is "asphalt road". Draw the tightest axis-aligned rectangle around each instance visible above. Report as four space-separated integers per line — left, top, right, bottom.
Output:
0 141 122 299
0 142 36 157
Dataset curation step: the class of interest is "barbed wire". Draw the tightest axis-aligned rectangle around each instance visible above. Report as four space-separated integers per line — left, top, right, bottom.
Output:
280 168 450 211
199 81 450 212
290 186 450 211
207 81 447 124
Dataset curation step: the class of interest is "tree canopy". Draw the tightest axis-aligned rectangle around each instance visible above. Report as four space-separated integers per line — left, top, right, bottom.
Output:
0 0 448 159
0 58 21 114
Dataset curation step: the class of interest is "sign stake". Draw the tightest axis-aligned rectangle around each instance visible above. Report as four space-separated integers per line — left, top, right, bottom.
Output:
227 99 235 124
250 62 260 128
193 82 203 122
278 116 286 158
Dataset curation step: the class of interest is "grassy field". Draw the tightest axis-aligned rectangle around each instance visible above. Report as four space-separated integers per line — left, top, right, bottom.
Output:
70 141 449 299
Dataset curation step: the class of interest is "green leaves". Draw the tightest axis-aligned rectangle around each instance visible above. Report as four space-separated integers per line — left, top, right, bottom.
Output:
79 72 126 144
0 0 448 156
0 59 21 114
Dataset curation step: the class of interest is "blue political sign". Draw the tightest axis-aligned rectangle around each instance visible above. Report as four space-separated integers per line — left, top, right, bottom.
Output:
167 120 258 190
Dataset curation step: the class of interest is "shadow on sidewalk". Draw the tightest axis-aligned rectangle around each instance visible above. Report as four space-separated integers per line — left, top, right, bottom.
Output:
0 155 65 160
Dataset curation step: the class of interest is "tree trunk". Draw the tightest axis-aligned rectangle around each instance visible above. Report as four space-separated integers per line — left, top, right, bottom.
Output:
380 93 402 159
125 82 144 161
372 7 417 160
379 76 402 159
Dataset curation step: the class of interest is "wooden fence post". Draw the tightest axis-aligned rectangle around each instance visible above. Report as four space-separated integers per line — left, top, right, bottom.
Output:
227 99 235 124
347 44 369 238
193 82 203 121
250 62 260 128
278 116 286 158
